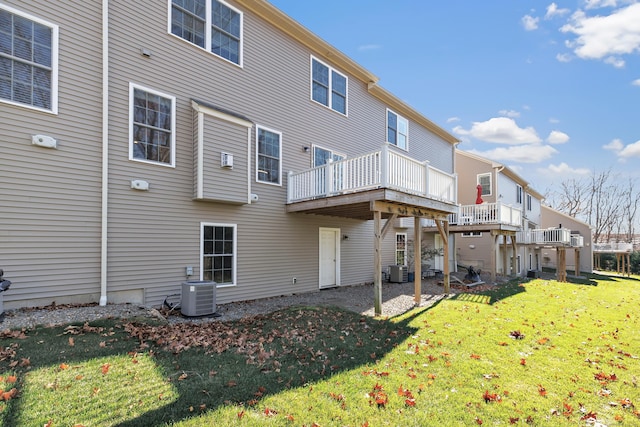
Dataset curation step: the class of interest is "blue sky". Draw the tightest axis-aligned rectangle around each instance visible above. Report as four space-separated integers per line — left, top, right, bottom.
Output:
269 0 640 195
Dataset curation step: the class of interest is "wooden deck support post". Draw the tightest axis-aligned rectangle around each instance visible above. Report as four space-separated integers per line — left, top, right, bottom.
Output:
557 247 567 282
414 216 422 304
502 237 508 276
373 210 382 316
490 231 498 282
510 235 517 277
435 219 450 294
574 249 580 277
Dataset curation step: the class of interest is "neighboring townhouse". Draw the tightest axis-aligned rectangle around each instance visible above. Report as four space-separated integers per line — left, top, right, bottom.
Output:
540 205 593 276
0 0 459 313
450 150 541 279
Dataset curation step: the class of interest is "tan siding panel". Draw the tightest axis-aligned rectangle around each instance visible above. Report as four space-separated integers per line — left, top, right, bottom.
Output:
0 0 104 307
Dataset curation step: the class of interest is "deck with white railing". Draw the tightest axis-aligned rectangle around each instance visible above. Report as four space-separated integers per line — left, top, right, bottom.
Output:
287 144 457 205
516 228 573 246
449 202 522 227
286 144 458 219
593 242 633 253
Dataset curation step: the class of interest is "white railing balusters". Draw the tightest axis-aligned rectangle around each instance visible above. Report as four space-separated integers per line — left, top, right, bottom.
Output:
287 144 457 204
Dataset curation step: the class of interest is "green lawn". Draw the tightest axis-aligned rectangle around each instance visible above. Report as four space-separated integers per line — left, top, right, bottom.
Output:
1 273 639 426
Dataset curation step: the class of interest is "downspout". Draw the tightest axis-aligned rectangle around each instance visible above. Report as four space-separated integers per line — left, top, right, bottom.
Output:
99 0 109 306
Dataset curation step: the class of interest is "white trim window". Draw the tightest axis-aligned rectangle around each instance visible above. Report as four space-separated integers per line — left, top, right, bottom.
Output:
526 194 532 211
0 4 58 113
462 231 482 237
310 56 347 115
169 0 243 66
477 173 492 196
396 233 407 266
516 185 523 204
313 145 345 167
256 125 282 185
387 109 408 150
201 223 236 286
129 83 176 167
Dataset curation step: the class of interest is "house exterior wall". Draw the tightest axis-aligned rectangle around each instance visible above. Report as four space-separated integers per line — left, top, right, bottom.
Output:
0 0 104 305
540 205 594 274
1 0 456 308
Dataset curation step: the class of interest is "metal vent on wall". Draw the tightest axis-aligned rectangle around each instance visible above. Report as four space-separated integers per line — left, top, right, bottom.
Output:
181 280 216 317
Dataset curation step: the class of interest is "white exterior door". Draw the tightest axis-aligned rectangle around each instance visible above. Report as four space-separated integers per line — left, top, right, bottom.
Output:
319 227 340 289
434 234 444 270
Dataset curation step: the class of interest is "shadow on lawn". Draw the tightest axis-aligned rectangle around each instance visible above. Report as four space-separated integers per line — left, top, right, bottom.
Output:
1 306 429 427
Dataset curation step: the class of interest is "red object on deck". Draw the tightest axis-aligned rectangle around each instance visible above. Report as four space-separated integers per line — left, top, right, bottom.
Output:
476 184 484 204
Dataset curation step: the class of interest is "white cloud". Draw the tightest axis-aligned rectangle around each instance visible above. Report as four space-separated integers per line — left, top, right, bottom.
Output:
452 117 542 144
522 15 540 30
603 138 624 151
632 78 640 86
604 56 626 67
619 140 640 158
547 130 570 144
584 0 619 9
357 44 382 52
549 117 561 123
560 4 640 63
556 52 573 62
602 138 640 162
446 116 461 123
469 144 558 164
498 109 520 118
541 162 591 175
546 3 571 19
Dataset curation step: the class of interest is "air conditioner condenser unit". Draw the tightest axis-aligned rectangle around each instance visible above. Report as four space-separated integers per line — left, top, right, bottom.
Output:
181 280 216 317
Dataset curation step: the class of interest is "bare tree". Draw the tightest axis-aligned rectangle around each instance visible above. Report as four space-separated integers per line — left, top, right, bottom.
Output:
618 178 640 243
545 178 588 217
585 169 621 244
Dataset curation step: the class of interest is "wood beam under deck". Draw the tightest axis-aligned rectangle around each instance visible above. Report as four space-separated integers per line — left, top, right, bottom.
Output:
287 188 457 316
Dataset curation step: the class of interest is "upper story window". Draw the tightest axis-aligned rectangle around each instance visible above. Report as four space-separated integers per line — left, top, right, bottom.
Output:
256 126 281 185
311 56 347 115
526 194 532 211
516 185 523 204
478 173 491 196
0 4 58 113
313 145 345 167
129 83 176 167
170 0 243 66
387 109 408 150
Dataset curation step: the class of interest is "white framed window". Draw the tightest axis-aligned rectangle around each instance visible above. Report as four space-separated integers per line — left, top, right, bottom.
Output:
169 0 243 66
462 231 482 237
310 56 347 115
396 233 407 265
0 4 58 113
312 145 345 167
201 222 236 286
516 185 523 204
129 83 176 167
526 194 532 211
387 109 408 150
477 173 491 196
256 125 282 185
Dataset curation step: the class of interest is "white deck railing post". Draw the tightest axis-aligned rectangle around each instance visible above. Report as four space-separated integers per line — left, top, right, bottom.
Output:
325 159 334 196
287 171 293 203
424 162 430 198
380 144 389 188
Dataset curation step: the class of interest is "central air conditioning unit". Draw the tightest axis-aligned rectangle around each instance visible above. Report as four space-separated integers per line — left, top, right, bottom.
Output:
181 280 216 317
389 265 408 283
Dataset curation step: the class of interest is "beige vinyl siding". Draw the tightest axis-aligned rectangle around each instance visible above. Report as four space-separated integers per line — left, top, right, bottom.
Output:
0 0 103 308
2 0 455 308
198 114 250 203
103 0 457 307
